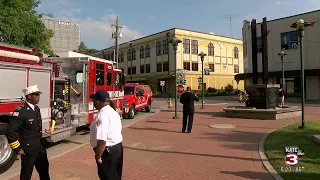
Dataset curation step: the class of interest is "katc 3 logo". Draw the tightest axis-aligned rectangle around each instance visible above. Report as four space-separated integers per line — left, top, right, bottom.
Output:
285 146 305 166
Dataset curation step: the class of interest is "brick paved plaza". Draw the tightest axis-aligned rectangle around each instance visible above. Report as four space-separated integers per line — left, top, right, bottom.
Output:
10 104 320 180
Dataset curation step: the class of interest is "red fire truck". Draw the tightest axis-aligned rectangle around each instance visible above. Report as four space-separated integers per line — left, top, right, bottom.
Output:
0 43 126 173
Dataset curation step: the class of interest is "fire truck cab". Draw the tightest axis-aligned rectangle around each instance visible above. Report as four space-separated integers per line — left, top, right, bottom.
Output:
0 44 125 173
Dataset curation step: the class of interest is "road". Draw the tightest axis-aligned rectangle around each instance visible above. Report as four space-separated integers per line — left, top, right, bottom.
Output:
0 98 168 180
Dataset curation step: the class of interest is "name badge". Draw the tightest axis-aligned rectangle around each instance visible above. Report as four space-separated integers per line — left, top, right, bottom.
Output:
28 119 34 124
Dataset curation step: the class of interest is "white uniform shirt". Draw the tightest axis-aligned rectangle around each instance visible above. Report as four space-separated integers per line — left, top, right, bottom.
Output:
90 105 123 148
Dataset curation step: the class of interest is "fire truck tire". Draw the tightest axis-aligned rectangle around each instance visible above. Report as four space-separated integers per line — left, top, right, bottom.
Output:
145 102 151 112
0 134 17 174
128 106 135 119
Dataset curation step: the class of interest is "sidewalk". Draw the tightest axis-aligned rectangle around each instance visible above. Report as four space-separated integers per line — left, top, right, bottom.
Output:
10 104 320 180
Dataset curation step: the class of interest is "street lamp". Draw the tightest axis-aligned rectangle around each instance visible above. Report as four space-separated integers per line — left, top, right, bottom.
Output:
290 19 311 129
0 32 3 42
169 37 182 119
128 42 133 82
277 49 287 89
198 51 206 109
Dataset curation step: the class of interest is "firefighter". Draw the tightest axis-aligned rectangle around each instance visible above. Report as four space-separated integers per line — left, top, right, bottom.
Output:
6 85 50 180
90 90 123 180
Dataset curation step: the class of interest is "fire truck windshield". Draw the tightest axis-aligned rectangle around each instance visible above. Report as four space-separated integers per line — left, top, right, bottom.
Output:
124 87 134 95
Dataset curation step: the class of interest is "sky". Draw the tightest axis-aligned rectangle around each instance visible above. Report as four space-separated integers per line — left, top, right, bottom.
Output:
37 0 320 50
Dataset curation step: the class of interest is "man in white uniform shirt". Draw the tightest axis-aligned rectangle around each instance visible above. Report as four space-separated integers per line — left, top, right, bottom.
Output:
89 90 123 180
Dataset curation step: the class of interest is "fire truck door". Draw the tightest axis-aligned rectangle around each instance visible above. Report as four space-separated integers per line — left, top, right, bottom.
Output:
93 62 105 92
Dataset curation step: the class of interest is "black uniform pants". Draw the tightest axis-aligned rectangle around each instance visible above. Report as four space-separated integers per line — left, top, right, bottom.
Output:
182 112 194 132
97 142 123 180
20 144 50 180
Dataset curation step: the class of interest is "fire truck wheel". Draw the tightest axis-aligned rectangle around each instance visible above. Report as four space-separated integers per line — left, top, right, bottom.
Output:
145 103 151 112
0 135 17 174
128 106 135 119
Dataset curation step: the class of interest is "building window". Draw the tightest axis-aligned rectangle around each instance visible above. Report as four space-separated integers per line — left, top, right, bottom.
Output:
146 64 150 73
127 49 132 61
106 72 112 86
208 43 214 56
132 48 136 60
127 68 131 75
119 51 124 62
209 63 214 72
163 62 169 71
145 44 150 57
140 65 145 74
183 62 190 70
191 40 198 54
140 46 144 58
281 31 299 50
183 38 190 53
192 62 198 71
156 41 162 56
157 63 162 72
234 47 239 59
257 37 262 53
163 39 168 54
132 66 136 74
234 64 239 73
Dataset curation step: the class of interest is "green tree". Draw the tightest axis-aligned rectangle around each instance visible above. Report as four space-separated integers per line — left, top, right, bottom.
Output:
74 41 99 55
0 0 54 55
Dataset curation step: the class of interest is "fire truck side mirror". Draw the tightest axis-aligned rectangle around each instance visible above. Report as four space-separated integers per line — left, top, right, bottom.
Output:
122 73 126 84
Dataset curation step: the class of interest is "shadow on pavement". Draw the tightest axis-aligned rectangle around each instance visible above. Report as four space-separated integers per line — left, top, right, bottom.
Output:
200 130 265 151
128 126 181 133
145 120 170 123
124 146 262 162
47 139 83 148
220 171 273 180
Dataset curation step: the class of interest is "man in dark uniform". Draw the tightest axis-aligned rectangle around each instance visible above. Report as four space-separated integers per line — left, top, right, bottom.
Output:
6 85 50 180
179 86 199 133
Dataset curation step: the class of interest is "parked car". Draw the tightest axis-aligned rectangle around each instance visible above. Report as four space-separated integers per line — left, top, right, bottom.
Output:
123 83 153 119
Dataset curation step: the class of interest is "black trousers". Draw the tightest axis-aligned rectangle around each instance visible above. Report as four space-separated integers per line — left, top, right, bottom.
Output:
182 112 194 132
20 145 50 180
97 142 123 180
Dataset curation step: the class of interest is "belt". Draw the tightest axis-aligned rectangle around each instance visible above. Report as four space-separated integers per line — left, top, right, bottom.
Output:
93 142 122 151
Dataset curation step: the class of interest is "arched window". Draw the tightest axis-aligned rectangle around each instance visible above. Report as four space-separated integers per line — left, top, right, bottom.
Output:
145 44 150 58
140 46 144 58
208 43 214 56
127 48 132 61
132 48 136 60
234 47 239 59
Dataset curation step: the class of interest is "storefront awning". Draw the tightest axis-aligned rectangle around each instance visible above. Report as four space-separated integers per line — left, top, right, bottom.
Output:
0 49 40 62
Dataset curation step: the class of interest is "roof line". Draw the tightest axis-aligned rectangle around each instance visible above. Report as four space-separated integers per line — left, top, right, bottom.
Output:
98 27 242 52
255 9 320 24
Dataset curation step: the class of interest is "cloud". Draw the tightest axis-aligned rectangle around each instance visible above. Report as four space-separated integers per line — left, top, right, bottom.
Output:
38 0 72 8
51 10 143 50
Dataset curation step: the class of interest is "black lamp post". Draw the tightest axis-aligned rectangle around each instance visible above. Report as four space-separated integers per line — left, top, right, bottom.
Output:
169 37 182 119
277 49 287 89
290 19 311 129
198 52 206 109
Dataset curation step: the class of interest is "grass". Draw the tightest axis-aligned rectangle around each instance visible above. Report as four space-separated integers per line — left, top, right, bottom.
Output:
265 121 320 180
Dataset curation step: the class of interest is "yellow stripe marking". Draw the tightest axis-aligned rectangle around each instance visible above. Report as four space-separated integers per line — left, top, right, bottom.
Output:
9 141 20 149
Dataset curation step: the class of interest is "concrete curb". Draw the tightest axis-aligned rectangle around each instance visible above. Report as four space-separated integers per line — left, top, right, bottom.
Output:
49 106 168 161
259 129 284 180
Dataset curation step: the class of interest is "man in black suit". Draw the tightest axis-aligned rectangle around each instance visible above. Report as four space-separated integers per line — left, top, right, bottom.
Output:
179 86 199 133
6 85 50 180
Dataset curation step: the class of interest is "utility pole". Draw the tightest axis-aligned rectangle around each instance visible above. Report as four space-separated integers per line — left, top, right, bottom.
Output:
111 16 123 68
220 14 236 37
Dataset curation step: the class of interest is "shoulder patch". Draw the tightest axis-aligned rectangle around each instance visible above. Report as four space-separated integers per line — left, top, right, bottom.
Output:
96 117 102 126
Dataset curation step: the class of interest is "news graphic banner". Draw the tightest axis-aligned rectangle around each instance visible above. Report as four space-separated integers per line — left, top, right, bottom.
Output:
281 146 305 173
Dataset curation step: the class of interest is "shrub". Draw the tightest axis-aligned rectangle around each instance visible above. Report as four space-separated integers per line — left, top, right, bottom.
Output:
207 87 217 94
232 89 241 95
217 89 227 96
224 84 234 94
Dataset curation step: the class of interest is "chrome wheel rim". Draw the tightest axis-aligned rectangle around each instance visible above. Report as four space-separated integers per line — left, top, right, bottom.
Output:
0 135 13 164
